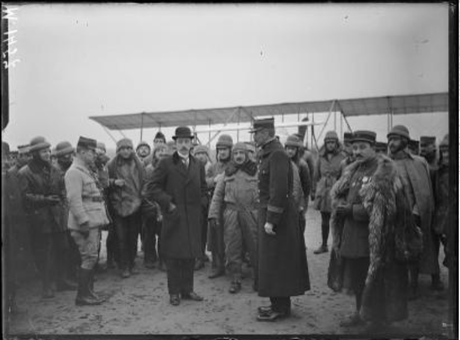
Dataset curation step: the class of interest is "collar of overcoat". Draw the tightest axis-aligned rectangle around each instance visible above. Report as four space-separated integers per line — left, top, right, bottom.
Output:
172 151 198 182
260 138 283 158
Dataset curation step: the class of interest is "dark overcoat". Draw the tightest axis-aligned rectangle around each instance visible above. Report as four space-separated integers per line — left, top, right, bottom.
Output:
18 159 66 234
328 155 411 322
257 139 310 297
145 152 207 259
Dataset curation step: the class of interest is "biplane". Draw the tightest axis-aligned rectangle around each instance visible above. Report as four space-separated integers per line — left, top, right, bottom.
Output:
89 92 448 149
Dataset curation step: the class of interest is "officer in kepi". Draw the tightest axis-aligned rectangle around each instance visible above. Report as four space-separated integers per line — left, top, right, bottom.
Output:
65 137 110 306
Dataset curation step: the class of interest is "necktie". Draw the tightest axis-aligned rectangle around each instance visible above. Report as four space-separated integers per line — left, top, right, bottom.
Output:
182 157 189 169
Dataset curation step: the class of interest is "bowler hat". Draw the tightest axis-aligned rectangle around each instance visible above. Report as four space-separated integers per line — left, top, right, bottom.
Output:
324 131 339 142
172 126 194 140
351 130 376 144
54 141 75 157
77 136 97 150
216 134 233 149
29 136 51 153
285 135 302 148
249 118 275 133
387 125 410 140
420 136 436 146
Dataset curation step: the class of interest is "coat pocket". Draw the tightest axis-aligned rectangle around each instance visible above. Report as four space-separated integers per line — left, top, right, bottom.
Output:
163 209 180 234
85 205 109 228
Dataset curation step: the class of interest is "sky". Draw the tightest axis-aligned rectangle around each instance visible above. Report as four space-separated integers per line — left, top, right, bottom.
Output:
2 3 450 152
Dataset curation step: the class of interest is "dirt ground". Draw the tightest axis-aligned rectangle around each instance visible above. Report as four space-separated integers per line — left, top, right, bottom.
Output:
5 204 452 338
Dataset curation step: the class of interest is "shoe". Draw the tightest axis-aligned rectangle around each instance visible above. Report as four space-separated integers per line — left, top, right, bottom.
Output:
130 267 140 275
408 287 421 301
258 305 272 314
121 268 131 278
42 287 55 299
144 262 155 269
339 312 364 327
208 268 225 279
56 279 78 291
431 280 445 291
170 294 180 306
194 259 205 271
313 244 328 254
256 309 289 322
181 292 204 301
229 281 241 294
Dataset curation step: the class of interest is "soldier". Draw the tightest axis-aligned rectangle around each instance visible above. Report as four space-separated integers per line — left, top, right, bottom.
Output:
18 137 71 298
420 136 438 171
8 144 31 176
251 118 310 321
374 141 388 155
206 134 234 279
408 140 420 156
192 145 212 270
313 131 346 254
144 126 207 306
387 125 439 299
153 131 167 148
338 132 355 178
65 137 110 305
328 130 411 331
208 142 259 294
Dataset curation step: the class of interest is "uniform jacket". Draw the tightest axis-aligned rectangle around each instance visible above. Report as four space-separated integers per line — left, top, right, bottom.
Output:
65 157 110 231
206 160 230 190
433 163 449 236
314 149 346 212
18 159 66 234
144 152 208 259
257 138 310 297
328 155 412 322
208 160 258 219
107 154 145 217
392 151 437 274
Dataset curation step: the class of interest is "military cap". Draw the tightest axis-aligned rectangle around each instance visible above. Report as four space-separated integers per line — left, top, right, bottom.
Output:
249 118 275 133
420 136 436 146
77 136 97 150
17 144 31 154
351 130 376 144
439 134 449 150
375 141 388 153
343 132 354 142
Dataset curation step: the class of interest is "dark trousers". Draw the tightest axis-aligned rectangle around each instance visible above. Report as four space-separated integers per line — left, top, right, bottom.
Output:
165 258 195 295
67 231 81 279
113 211 141 270
143 214 162 264
106 225 120 267
34 232 69 290
344 257 370 310
269 297 291 313
320 212 331 246
199 207 208 260
208 223 225 270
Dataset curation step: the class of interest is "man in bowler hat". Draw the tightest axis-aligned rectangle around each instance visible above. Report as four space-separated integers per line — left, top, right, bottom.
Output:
144 126 207 306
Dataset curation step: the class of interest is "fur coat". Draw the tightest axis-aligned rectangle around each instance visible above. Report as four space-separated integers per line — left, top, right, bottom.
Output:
327 154 418 322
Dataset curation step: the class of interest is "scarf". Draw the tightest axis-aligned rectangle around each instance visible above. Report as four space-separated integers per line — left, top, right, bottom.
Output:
225 159 257 177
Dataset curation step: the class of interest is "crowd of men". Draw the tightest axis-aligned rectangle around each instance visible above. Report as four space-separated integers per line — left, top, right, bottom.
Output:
2 118 451 329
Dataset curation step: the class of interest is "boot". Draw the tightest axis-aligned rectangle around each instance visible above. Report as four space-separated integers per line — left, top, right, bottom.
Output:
75 268 103 306
87 268 104 303
229 281 241 294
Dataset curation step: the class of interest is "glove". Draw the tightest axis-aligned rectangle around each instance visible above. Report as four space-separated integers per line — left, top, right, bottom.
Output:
209 218 219 229
79 222 90 238
336 203 353 217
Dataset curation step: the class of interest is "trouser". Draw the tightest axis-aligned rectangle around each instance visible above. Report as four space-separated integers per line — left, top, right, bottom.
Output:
223 208 258 281
143 214 162 264
165 258 195 295
106 224 120 267
71 228 101 270
208 219 225 271
299 212 306 236
35 232 70 291
346 257 370 311
67 231 81 279
113 211 142 270
269 297 291 313
199 206 208 261
320 212 331 246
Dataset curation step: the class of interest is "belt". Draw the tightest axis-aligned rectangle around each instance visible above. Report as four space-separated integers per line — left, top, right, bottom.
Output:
83 196 104 202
